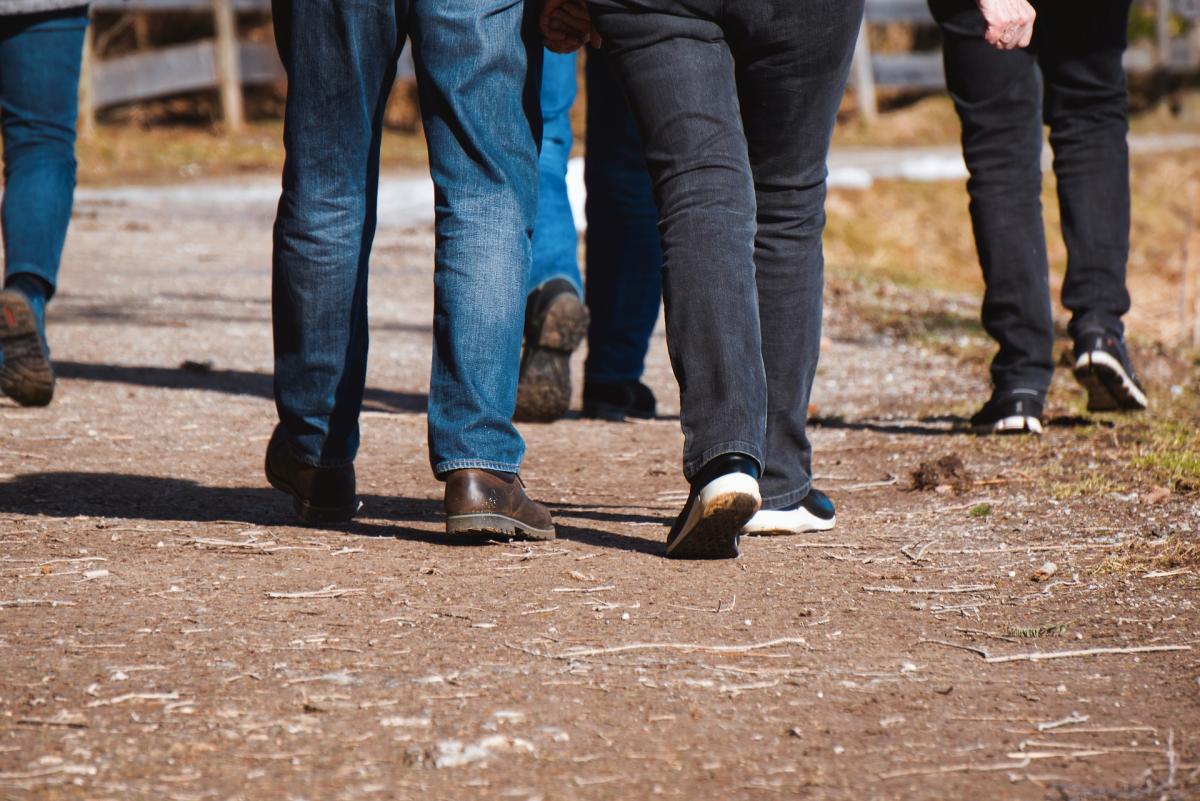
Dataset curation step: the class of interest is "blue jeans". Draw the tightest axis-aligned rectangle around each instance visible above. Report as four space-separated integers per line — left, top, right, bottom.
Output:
590 0 862 507
529 49 662 384
271 0 541 474
581 48 662 385
1 7 87 299
529 50 581 297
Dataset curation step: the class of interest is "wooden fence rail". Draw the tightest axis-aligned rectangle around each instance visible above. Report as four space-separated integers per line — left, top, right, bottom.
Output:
79 0 1200 131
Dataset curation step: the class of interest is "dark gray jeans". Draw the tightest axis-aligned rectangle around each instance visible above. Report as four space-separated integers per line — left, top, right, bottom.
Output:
588 0 862 509
930 0 1134 395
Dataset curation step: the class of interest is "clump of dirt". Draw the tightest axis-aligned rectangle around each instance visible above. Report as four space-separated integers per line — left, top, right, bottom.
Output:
911 453 973 492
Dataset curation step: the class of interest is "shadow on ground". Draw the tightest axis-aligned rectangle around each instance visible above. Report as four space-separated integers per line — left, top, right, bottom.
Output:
0 472 661 555
55 361 426 414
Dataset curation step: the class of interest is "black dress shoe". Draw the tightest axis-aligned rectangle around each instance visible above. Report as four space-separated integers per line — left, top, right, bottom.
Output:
264 425 357 524
666 453 761 560
581 380 656 421
514 279 589 423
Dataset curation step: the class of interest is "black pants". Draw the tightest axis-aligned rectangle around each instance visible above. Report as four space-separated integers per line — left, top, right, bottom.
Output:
930 0 1134 396
588 0 862 508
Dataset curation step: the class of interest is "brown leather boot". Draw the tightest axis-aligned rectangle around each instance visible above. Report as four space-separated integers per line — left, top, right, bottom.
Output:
443 469 556 540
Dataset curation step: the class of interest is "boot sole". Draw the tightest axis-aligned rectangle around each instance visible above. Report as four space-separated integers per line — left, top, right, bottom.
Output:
445 512 557 541
743 509 836 536
1073 351 1148 412
667 474 760 560
0 291 54 407
971 415 1043 436
265 461 357 525
514 292 590 423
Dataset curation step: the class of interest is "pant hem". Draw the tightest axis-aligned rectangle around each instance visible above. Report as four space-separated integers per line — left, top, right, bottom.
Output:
434 459 522 479
683 441 763 482
761 484 811 511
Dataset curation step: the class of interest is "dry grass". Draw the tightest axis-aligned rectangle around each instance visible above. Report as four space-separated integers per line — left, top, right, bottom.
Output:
1094 536 1200 576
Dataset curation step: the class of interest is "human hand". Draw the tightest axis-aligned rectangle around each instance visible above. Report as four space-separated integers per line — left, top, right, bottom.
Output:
541 0 601 54
975 0 1035 50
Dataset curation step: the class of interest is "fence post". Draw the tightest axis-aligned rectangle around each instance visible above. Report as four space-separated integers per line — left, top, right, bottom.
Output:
212 0 245 132
851 18 879 124
78 19 96 137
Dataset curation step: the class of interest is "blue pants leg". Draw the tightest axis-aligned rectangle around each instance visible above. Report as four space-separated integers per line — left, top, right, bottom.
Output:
0 7 87 301
529 50 582 296
582 49 662 385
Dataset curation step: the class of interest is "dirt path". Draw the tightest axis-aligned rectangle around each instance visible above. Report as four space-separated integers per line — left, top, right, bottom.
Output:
1 187 1197 801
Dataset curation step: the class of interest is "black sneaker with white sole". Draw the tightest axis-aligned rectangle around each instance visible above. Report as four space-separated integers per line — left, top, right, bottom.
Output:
666 453 761 560
1072 330 1147 412
969 388 1044 435
742 487 835 536
514 279 590 423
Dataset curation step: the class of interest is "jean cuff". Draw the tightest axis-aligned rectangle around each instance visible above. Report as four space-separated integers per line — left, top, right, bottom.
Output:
5 264 57 300
434 458 522 479
682 440 763 483
761 483 812 511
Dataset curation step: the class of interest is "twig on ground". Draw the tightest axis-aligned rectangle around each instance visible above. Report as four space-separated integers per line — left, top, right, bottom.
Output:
922 640 1189 663
864 584 995 594
838 474 899 492
1168 729 1177 789
881 757 1032 779
984 645 1191 664
86 692 180 707
917 638 991 658
557 636 808 659
551 585 615 594
266 585 365 599
1036 713 1089 731
0 599 76 608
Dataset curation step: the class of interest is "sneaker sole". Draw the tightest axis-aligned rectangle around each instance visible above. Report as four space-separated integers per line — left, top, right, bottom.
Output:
0 291 54 407
445 513 557 541
743 509 836 536
667 474 760 560
514 293 590 423
265 461 357 526
1073 351 1148 412
971 415 1043 436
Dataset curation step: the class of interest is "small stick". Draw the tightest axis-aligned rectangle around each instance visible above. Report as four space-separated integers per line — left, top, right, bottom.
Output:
0 598 76 608
863 584 995 594
558 636 807 659
839 474 900 492
881 757 1032 779
86 692 180 708
551 585 615 594
917 638 991 658
266 585 364 599
984 645 1191 664
1167 729 1177 789
1036 713 1089 731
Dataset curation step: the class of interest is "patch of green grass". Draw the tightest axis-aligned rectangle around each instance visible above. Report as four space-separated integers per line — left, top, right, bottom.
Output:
1051 475 1119 500
1127 407 1200 491
968 503 992 518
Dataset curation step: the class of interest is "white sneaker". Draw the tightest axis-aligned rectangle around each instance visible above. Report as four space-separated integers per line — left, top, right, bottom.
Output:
742 488 836 536
666 456 761 559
